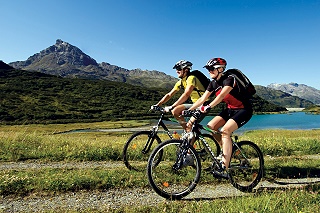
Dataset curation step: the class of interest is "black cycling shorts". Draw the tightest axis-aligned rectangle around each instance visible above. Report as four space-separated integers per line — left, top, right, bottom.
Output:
218 108 253 128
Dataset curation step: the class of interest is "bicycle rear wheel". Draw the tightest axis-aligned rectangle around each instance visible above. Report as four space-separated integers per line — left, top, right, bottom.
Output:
123 131 162 171
229 141 264 192
147 139 201 200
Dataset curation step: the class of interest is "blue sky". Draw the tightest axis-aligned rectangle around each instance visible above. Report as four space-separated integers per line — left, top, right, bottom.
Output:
1 0 320 89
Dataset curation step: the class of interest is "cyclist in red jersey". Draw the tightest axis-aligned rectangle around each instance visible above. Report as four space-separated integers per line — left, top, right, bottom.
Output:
187 58 253 173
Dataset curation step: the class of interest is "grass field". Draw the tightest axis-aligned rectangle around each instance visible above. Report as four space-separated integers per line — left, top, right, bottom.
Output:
0 121 319 212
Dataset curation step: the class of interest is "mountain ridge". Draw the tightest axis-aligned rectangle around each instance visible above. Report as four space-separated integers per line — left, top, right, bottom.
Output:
6 39 319 106
255 85 314 108
268 83 320 105
0 68 287 124
9 39 177 89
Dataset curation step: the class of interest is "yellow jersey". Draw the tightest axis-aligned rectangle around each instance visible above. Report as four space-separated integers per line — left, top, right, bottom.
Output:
173 75 207 103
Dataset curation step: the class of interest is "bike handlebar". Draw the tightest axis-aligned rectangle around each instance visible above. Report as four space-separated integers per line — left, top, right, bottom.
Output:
150 105 165 113
182 109 202 120
151 106 224 135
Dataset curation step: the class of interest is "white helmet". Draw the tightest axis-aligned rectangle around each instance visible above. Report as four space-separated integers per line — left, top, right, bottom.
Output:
173 60 193 70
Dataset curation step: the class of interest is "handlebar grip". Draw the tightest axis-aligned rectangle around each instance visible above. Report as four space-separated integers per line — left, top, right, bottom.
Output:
183 109 201 119
151 105 164 112
182 110 193 117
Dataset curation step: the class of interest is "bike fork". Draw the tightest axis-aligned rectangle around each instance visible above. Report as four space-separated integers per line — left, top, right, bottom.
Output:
172 139 190 170
141 130 156 154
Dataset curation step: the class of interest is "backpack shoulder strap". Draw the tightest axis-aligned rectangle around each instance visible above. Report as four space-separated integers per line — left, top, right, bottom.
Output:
224 69 247 89
181 71 205 97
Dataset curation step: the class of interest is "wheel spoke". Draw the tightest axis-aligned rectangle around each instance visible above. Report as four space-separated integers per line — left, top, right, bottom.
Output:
229 141 264 192
123 131 161 171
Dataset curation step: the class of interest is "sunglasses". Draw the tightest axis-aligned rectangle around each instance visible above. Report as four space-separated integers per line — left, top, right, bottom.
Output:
176 66 183 71
206 67 218 72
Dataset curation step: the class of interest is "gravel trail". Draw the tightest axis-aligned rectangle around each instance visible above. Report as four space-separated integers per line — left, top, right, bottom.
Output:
0 160 319 212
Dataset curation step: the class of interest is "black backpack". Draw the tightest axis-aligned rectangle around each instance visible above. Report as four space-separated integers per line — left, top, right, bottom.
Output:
180 70 210 97
185 70 210 89
222 69 256 98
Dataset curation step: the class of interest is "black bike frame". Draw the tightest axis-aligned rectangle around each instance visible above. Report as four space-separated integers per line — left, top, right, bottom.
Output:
141 111 174 154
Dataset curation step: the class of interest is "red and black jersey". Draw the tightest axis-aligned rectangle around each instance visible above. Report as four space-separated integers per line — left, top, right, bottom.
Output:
207 75 252 109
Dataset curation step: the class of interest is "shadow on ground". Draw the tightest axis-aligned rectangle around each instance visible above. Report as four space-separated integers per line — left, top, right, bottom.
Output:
266 166 320 179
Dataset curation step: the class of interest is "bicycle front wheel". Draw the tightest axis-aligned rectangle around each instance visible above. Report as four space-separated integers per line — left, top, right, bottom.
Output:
123 131 162 171
147 139 201 200
229 141 264 192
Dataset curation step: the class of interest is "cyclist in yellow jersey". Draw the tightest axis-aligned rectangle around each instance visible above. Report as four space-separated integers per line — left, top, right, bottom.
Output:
153 60 207 129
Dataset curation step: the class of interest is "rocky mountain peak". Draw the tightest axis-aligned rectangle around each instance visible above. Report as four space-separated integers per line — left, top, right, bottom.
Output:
288 82 300 87
55 39 65 45
41 39 98 66
7 39 178 88
10 39 98 70
268 82 320 104
53 39 72 52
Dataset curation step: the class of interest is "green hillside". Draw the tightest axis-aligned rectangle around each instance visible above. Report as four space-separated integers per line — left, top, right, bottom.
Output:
0 69 285 124
255 85 314 108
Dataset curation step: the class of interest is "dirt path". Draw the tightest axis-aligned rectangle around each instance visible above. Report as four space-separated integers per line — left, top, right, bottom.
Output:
1 179 319 213
0 160 319 212
0 160 124 171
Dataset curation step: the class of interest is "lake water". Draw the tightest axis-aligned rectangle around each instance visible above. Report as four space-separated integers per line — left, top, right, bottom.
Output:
63 112 319 135
200 112 320 134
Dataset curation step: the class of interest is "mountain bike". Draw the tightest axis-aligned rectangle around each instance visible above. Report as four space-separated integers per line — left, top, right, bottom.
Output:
122 106 221 172
147 109 264 200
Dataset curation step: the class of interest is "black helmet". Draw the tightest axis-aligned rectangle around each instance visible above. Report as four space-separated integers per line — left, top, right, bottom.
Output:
203 58 227 69
173 60 193 70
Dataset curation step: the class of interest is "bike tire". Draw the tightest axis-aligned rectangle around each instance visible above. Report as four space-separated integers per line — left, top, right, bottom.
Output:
147 139 201 200
228 141 264 192
123 131 162 171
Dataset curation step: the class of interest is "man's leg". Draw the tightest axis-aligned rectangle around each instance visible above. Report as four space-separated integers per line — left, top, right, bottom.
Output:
171 105 187 129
